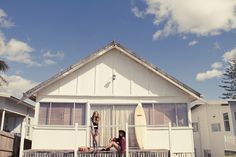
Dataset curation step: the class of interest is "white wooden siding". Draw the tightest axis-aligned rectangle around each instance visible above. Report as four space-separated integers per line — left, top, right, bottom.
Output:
39 49 187 98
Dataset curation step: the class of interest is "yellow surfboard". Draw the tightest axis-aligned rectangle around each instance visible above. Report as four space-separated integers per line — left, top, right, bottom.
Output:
134 104 147 149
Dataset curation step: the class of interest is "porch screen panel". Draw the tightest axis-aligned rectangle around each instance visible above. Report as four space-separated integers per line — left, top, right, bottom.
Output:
50 103 74 125
91 105 113 147
155 104 176 126
114 105 137 147
176 104 188 126
39 103 50 125
74 103 86 125
142 103 188 127
143 103 154 125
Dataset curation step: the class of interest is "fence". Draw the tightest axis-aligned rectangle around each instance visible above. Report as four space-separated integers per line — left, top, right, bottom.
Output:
20 122 195 157
0 130 32 157
0 130 22 157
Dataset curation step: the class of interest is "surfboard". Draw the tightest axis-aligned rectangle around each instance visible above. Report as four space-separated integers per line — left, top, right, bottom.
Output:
134 104 147 149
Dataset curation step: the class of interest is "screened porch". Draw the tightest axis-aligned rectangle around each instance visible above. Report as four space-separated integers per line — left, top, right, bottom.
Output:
37 102 189 149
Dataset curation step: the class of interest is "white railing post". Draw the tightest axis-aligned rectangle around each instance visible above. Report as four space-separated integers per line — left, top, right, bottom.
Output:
19 120 26 157
126 123 129 157
168 122 173 157
74 123 78 157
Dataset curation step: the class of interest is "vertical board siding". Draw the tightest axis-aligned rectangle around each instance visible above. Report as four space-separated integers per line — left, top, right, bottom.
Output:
0 131 14 157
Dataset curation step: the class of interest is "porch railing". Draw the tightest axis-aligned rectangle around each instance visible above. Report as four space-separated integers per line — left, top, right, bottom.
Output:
224 135 236 151
20 122 194 157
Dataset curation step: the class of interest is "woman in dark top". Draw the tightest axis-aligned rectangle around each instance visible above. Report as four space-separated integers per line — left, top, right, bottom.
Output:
101 130 126 153
91 111 100 149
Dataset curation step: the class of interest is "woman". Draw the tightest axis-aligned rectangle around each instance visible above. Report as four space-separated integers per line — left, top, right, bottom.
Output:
91 111 100 149
101 130 126 153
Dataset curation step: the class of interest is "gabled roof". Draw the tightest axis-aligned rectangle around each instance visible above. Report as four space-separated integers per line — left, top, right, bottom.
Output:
0 93 35 109
22 41 202 101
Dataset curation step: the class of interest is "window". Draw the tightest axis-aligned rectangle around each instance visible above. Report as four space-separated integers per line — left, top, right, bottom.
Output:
192 122 199 132
223 113 230 131
142 103 188 126
39 102 86 125
39 103 50 125
204 149 211 157
211 123 221 132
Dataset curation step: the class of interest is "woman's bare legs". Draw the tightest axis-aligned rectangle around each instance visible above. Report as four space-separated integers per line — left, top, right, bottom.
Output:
104 141 119 151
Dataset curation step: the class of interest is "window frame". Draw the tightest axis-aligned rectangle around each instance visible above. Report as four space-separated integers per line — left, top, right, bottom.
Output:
223 112 230 131
38 102 86 126
211 123 221 132
142 103 188 127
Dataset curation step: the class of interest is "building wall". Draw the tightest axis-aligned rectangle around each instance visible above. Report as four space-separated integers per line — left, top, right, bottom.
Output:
32 49 197 152
38 49 189 98
192 101 236 157
229 101 236 134
0 97 34 136
192 104 210 157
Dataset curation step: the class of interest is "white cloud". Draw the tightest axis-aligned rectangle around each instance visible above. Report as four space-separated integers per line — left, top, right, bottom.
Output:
43 50 64 65
44 59 56 65
188 40 199 46
196 69 222 81
222 48 236 62
211 62 223 69
43 50 64 59
0 9 14 28
131 7 145 18
136 0 236 39
0 33 40 66
0 74 38 97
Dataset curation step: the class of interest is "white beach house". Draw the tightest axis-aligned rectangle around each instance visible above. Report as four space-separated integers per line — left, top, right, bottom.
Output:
0 94 34 138
22 41 202 156
192 100 236 157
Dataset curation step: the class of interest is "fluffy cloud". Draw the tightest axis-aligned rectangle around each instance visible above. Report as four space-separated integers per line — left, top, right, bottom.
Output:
196 69 222 81
195 48 236 81
222 48 236 62
133 0 236 39
188 40 199 46
0 74 38 97
43 50 64 65
0 9 13 28
211 62 223 69
0 30 40 66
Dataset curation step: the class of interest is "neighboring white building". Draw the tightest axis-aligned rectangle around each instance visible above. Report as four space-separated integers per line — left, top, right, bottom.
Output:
192 100 236 157
22 41 202 155
0 94 34 139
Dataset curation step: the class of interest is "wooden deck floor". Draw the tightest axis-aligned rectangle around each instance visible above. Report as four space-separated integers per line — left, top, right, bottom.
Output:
24 149 169 157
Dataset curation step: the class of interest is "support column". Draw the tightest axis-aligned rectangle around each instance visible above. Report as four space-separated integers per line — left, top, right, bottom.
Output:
1 110 5 131
126 123 129 157
86 102 91 147
19 121 26 157
168 122 173 157
74 123 78 157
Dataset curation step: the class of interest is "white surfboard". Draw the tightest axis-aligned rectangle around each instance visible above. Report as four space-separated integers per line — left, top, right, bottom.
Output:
134 104 147 149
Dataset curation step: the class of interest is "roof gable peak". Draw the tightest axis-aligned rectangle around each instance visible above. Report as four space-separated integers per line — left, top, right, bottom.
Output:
22 41 201 101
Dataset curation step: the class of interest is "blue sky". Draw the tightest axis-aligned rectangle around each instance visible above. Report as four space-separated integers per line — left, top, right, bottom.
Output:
0 0 236 99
